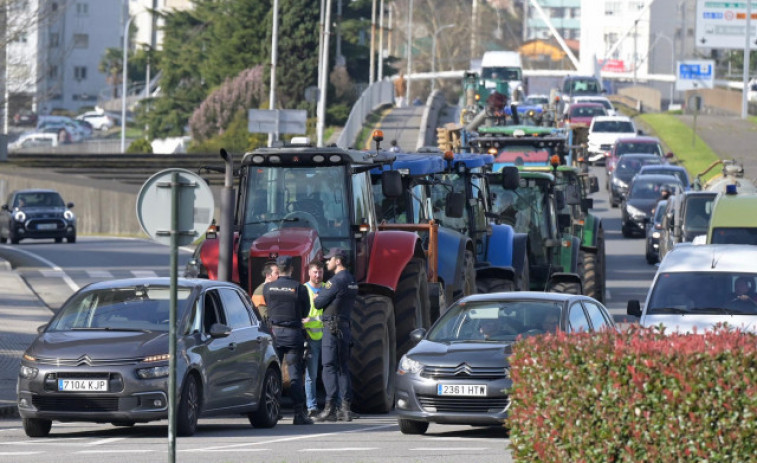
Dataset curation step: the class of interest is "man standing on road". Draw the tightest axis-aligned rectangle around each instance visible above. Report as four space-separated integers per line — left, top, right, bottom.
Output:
395 72 407 108
263 256 314 425
314 248 357 422
303 260 326 418
251 262 279 328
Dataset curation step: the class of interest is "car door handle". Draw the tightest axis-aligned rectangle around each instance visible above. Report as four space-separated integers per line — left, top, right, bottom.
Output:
227 342 237 351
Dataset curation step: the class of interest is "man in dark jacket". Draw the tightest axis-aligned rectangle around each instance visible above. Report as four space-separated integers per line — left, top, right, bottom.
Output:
263 255 313 425
314 248 358 422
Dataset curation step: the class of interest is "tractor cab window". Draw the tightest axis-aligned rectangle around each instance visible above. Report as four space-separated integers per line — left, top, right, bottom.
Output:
371 176 425 224
482 67 522 81
352 172 376 230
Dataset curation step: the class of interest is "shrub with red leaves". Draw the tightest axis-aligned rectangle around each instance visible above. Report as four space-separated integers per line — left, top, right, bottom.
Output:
508 325 757 462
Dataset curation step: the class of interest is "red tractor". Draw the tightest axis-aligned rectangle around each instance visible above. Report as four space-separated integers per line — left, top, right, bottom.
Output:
186 139 430 413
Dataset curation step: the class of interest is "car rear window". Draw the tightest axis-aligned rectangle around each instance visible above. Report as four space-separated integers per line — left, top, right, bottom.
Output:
616 142 663 156
593 121 635 133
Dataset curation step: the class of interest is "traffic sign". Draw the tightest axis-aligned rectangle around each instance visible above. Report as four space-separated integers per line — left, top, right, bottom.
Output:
696 0 757 49
136 168 215 247
676 60 715 91
248 109 307 135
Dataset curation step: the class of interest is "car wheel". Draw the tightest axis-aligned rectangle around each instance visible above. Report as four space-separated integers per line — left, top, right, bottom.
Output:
621 224 632 238
55 237 63 243
0 235 6 244
398 418 429 435
248 367 281 429
177 374 201 437
67 234 76 244
23 418 52 437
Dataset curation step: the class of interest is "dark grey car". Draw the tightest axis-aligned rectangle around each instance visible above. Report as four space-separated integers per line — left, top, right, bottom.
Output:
17 278 281 437
394 292 616 435
0 189 76 244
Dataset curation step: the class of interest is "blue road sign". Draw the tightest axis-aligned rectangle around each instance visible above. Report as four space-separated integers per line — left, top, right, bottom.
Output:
676 60 715 91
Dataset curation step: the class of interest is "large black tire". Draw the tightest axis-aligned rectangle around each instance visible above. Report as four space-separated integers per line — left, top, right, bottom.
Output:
23 418 52 437
549 280 582 295
453 250 476 301
67 234 76 244
582 250 601 301
398 418 429 435
395 258 430 361
349 294 396 413
476 277 514 294
249 367 281 428
10 230 19 244
0 235 6 243
177 374 201 437
429 282 447 323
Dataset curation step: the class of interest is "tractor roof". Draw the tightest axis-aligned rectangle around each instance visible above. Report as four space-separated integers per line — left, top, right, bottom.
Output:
242 146 395 168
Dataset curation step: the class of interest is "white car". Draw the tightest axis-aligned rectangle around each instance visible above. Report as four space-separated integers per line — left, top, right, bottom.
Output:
569 95 617 116
76 111 115 131
8 132 60 152
627 244 757 334
587 115 638 163
36 116 86 142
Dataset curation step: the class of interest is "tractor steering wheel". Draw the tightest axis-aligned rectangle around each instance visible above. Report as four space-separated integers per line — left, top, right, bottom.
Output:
282 211 320 230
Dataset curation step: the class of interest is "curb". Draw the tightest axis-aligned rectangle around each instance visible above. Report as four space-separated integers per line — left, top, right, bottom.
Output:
0 258 11 272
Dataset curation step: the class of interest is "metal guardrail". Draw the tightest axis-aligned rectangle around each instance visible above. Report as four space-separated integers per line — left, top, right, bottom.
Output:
336 80 394 149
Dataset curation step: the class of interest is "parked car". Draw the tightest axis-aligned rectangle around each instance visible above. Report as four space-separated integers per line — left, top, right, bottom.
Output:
621 174 683 238
638 164 691 190
570 95 617 116
76 111 115 131
8 132 60 152
564 102 607 126
0 189 76 244
645 199 667 264
37 115 88 142
394 291 616 435
605 136 671 177
17 277 282 437
628 244 757 333
608 153 664 207
587 116 638 164
658 191 718 262
13 110 38 127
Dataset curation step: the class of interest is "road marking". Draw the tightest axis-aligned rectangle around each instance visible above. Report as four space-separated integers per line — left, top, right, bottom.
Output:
181 448 271 453
300 447 379 452
0 452 44 456
86 270 113 278
76 449 156 454
86 437 126 446
411 447 489 451
1 246 79 292
131 270 158 278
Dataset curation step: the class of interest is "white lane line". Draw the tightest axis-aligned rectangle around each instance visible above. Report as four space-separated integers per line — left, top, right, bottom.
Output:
4 246 80 292
300 447 379 452
76 450 156 454
180 449 271 453
131 270 158 278
411 447 489 451
1 437 86 445
86 270 113 278
86 437 126 446
190 424 396 451
0 452 45 456
40 269 65 277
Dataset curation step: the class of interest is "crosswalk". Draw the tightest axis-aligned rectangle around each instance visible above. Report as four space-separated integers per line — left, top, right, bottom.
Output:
28 268 163 280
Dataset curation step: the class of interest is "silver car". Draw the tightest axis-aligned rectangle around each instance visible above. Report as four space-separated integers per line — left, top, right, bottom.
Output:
17 278 281 437
395 292 616 434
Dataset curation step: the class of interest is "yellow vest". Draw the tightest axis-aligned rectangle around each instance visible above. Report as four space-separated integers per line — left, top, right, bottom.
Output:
303 282 325 340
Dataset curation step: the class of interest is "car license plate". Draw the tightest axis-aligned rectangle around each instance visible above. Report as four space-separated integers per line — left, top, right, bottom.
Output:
38 223 57 230
437 384 487 396
58 379 108 392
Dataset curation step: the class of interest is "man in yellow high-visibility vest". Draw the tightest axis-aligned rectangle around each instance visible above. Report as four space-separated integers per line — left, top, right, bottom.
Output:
302 259 325 418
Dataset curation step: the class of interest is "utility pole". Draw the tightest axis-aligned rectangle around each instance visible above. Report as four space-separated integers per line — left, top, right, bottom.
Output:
470 0 478 62
633 19 638 86
317 0 333 147
369 0 376 85
2 1 8 136
406 0 413 104
378 0 385 81
743 0 752 119
267 0 279 147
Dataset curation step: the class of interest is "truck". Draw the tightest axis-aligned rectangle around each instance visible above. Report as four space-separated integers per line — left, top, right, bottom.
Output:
185 137 431 413
480 51 525 102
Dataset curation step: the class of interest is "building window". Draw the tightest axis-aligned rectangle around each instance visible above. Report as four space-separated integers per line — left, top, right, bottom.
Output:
49 33 59 48
12 32 28 43
48 65 58 80
73 34 89 48
74 66 87 81
605 1 620 15
76 3 88 15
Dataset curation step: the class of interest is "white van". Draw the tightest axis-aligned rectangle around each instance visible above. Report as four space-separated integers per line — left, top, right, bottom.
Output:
480 51 524 101
627 244 757 333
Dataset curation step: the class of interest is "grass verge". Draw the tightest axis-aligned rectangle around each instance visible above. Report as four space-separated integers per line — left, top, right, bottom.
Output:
637 113 721 183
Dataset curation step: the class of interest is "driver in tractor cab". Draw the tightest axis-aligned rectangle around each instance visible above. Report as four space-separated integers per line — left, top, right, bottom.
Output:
486 87 507 126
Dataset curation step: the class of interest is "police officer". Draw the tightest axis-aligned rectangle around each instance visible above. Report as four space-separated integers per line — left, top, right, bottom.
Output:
314 248 358 422
263 255 314 425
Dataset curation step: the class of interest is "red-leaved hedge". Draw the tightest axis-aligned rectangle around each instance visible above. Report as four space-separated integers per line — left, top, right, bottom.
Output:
507 326 757 462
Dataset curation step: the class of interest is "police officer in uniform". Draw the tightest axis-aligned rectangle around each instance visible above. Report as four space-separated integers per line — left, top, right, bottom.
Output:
314 248 358 422
263 255 314 425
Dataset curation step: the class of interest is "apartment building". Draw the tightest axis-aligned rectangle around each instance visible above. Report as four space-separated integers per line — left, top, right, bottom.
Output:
523 0 581 42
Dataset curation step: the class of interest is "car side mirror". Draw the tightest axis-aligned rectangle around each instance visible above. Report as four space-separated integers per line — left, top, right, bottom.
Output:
410 328 426 345
445 192 465 219
665 152 674 158
381 171 403 199
557 213 571 229
581 198 593 212
37 324 47 333
589 176 599 194
67 202 75 209
209 323 232 338
637 129 644 135
627 300 642 318
501 166 520 190
1 204 8 211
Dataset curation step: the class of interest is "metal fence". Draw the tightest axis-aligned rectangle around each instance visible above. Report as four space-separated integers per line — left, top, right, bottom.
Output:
336 79 395 149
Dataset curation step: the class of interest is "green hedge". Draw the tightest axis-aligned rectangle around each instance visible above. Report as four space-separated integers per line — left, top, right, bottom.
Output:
508 326 757 462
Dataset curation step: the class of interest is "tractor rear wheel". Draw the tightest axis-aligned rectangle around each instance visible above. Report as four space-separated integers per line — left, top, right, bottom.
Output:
460 250 476 299
349 294 396 414
395 258 430 360
582 250 600 300
549 280 582 295
476 277 514 294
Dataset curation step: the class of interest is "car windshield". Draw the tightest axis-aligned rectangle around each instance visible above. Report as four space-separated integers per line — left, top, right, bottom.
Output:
629 179 682 200
592 121 635 133
426 300 563 342
647 272 757 315
580 98 613 110
641 168 689 187
616 142 663 156
711 228 757 245
570 105 606 117
47 286 193 332
14 192 65 208
615 157 662 180
683 196 715 233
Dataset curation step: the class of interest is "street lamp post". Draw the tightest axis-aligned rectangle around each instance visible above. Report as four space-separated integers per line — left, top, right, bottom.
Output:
654 32 675 108
121 11 149 153
431 24 454 92
406 0 413 104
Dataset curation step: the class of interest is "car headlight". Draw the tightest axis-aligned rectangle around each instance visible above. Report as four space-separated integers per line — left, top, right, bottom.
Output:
64 210 75 220
19 365 38 380
397 355 423 375
137 365 170 379
13 210 26 222
652 231 660 239
626 204 646 219
611 177 627 188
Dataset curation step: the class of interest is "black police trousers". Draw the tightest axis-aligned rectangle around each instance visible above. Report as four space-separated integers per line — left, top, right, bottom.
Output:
272 326 306 408
321 319 352 403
